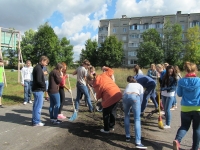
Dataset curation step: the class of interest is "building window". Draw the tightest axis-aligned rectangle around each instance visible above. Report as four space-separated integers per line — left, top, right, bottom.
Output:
113 28 116 33
128 59 134 65
130 34 139 39
140 34 143 38
128 51 137 56
181 25 185 30
128 43 138 47
123 28 127 32
190 21 200 27
130 24 138 30
122 36 126 41
155 23 160 29
143 23 149 29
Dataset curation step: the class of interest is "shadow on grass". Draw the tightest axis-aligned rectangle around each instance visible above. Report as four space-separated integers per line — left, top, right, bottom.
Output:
3 94 23 103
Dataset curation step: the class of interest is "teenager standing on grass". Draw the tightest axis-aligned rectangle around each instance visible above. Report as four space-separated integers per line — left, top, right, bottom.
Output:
48 63 63 125
73 59 93 112
87 67 122 133
123 76 147 149
173 62 200 150
161 65 177 129
32 56 49 126
58 62 71 119
21 60 33 105
133 64 143 75
0 58 5 108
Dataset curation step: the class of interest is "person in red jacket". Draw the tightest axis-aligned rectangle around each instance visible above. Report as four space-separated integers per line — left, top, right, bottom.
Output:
87 67 122 133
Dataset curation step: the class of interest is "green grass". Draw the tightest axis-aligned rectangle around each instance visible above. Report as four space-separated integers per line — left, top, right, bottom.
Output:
2 69 77 105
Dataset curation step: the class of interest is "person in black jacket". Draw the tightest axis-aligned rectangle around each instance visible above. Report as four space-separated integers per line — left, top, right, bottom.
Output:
32 56 49 126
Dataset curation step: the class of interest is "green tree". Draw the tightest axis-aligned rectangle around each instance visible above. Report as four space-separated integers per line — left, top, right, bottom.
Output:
33 22 59 65
58 37 74 66
137 29 163 67
183 26 200 65
137 42 164 67
79 39 98 66
98 36 124 67
21 29 35 62
163 21 183 65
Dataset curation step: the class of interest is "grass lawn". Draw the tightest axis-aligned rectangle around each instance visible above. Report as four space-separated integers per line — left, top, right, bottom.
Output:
2 70 77 106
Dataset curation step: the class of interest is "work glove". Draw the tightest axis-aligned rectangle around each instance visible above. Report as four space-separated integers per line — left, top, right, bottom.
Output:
68 89 72 94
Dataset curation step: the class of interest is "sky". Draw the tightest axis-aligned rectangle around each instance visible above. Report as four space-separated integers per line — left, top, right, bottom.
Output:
0 0 200 61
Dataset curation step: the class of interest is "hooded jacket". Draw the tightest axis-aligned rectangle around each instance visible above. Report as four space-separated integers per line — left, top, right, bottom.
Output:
177 77 200 112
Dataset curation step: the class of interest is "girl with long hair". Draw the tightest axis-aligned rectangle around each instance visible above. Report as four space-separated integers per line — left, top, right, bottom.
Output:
161 65 177 129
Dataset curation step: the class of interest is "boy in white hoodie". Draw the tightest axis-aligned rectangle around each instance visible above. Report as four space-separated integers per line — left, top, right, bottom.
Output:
21 60 33 105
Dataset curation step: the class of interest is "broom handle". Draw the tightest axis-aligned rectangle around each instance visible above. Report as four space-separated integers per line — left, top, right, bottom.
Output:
67 74 76 111
87 84 98 103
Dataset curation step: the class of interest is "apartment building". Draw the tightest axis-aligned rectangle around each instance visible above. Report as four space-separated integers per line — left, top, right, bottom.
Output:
98 11 200 67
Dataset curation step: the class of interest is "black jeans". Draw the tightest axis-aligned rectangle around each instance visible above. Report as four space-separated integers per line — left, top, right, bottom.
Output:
103 102 118 131
59 87 65 114
175 111 200 150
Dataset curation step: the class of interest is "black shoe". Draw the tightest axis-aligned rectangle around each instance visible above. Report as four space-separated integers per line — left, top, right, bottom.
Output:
126 137 131 142
140 112 144 117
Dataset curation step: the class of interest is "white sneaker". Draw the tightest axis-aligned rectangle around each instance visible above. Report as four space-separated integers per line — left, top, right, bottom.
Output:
100 129 109 133
163 125 171 129
33 122 45 126
23 102 27 105
28 101 32 104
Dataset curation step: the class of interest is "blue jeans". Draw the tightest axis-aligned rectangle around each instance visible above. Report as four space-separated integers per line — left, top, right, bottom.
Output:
141 85 158 113
49 93 60 119
0 82 4 96
175 111 200 150
123 93 141 144
75 82 93 111
32 91 44 125
24 81 32 102
172 87 177 106
162 95 174 126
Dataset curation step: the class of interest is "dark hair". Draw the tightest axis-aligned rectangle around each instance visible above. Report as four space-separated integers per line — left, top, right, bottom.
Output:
133 64 140 74
82 59 90 66
162 65 176 87
55 63 63 71
127 76 137 83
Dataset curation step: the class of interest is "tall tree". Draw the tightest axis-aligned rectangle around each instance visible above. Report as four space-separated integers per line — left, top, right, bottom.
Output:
137 29 163 67
21 29 35 62
163 20 183 65
58 37 74 66
183 26 200 65
79 39 98 66
33 22 59 65
98 36 124 67
137 42 164 67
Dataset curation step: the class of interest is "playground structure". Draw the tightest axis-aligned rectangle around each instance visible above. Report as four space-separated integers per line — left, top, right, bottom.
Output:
0 27 23 83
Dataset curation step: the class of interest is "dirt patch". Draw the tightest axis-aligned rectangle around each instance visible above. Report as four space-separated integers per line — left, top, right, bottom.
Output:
33 101 161 150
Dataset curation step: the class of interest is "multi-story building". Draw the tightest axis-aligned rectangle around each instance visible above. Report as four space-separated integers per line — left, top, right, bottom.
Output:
98 11 200 67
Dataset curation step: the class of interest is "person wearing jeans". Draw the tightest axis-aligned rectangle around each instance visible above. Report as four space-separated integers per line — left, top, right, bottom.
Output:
73 59 93 112
161 65 177 129
21 60 33 105
173 62 200 150
48 63 63 125
32 56 49 126
122 76 147 149
133 74 158 116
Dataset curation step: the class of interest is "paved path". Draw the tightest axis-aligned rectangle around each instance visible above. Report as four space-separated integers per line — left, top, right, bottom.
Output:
0 82 193 150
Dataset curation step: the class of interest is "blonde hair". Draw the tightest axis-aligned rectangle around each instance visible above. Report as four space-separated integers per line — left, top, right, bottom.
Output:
184 62 198 73
156 64 163 69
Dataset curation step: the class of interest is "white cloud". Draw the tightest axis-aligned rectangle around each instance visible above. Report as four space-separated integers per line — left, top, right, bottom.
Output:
54 14 90 37
73 45 85 61
70 32 91 45
115 0 200 18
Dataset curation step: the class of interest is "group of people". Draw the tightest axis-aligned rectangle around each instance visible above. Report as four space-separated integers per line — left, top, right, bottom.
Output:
132 63 200 150
2 55 199 150
20 56 71 126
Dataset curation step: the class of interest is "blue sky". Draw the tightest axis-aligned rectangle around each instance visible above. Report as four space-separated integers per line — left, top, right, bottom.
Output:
0 0 200 61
